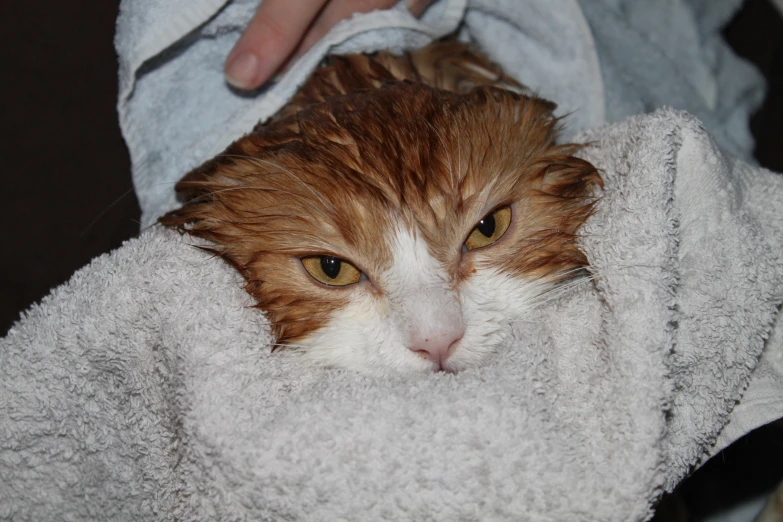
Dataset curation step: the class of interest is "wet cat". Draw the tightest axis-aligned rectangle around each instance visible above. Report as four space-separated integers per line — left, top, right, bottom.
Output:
161 41 601 375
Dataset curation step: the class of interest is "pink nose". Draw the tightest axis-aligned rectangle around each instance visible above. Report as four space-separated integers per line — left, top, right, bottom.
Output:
408 327 464 366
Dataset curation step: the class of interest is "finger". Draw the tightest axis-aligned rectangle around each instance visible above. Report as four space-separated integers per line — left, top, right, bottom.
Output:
405 0 435 17
225 0 328 90
293 0 398 64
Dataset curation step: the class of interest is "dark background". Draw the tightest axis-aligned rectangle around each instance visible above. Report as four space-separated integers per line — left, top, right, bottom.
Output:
1 1 782 519
0 1 138 333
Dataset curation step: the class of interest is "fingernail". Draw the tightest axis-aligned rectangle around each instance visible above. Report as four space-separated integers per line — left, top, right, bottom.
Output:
406 0 425 16
225 51 260 89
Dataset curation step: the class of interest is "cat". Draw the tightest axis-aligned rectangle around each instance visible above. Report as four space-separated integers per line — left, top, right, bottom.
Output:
160 41 602 375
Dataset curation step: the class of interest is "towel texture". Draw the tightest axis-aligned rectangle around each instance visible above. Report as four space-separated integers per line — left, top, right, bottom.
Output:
116 0 763 227
1 1 779 520
3 109 782 521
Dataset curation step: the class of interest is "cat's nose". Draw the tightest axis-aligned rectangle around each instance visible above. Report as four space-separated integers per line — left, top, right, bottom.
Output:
408 324 465 366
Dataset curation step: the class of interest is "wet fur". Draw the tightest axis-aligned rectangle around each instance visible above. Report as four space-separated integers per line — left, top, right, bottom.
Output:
161 42 601 374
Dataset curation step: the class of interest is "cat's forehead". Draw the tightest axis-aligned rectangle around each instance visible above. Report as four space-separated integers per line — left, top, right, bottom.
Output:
251 82 556 200
237 82 556 247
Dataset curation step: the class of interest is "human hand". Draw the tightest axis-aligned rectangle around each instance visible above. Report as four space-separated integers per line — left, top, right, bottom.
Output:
224 0 434 90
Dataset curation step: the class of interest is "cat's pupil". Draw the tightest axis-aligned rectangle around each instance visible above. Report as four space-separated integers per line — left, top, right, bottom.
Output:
478 214 496 238
320 256 341 279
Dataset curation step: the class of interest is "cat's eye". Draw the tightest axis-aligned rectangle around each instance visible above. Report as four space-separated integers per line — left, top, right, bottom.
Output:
464 207 512 251
301 255 362 287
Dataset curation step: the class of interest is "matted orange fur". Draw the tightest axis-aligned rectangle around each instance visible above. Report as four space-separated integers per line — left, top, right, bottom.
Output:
161 41 602 375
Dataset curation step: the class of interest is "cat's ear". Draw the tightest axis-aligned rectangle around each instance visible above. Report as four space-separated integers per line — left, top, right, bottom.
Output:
169 133 268 203
531 96 557 116
470 85 558 124
539 148 603 198
517 92 557 120
172 158 223 202
159 135 259 233
157 161 221 233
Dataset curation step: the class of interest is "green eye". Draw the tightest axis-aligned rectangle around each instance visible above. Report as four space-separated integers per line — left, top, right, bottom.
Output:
465 207 512 250
302 256 362 286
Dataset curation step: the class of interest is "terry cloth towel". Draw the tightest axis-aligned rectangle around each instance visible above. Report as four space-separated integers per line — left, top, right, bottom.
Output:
2 109 783 521
115 0 764 228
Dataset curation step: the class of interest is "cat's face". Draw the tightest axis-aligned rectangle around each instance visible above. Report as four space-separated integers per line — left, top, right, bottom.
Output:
162 83 600 375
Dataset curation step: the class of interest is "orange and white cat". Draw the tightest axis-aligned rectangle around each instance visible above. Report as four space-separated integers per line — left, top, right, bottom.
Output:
161 41 601 375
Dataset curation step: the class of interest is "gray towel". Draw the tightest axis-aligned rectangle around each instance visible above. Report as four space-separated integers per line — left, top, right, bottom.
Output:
3 109 782 521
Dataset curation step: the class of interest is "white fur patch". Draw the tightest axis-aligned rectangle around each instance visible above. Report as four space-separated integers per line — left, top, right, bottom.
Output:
299 225 551 375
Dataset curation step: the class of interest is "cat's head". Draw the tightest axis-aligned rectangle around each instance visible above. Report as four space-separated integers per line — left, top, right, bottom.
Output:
161 82 601 375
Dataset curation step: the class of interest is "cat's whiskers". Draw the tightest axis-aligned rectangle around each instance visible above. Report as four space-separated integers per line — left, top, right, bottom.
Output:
515 261 676 322
587 263 675 288
522 273 598 312
270 342 310 351
186 341 272 373
82 179 183 236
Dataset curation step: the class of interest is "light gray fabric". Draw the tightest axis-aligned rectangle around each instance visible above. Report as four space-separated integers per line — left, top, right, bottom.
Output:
115 0 763 228
2 1 775 519
3 109 782 521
